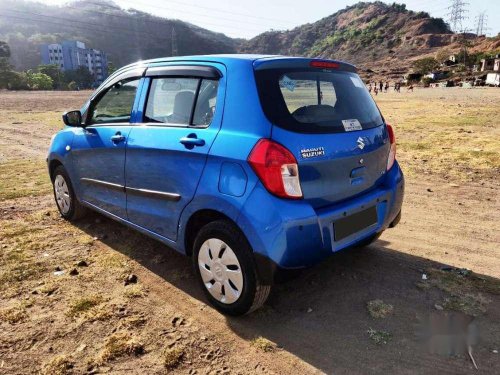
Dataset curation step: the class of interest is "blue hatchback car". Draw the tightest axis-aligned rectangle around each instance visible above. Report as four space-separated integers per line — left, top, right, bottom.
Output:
47 55 404 315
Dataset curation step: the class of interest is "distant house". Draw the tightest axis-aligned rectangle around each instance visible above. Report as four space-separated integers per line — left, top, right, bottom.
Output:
441 54 457 67
480 57 495 72
40 40 108 85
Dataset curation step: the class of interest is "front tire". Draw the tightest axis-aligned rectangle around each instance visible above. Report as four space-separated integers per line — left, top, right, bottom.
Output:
52 165 87 221
192 220 270 316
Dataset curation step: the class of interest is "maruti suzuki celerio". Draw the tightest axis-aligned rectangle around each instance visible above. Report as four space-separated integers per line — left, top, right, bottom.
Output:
47 55 404 315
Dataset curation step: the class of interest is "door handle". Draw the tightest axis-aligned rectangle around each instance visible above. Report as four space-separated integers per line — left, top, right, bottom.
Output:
111 132 126 143
180 133 205 149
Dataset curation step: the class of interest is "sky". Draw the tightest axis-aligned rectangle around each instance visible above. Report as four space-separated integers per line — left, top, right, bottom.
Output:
37 0 499 39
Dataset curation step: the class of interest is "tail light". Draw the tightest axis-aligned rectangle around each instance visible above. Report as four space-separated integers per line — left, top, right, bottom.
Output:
386 123 396 171
248 139 303 199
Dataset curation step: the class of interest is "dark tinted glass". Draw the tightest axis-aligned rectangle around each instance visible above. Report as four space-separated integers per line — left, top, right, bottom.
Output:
255 69 383 133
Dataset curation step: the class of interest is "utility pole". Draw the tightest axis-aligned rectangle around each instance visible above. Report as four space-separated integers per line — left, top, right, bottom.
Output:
474 12 489 36
447 0 469 33
171 26 178 57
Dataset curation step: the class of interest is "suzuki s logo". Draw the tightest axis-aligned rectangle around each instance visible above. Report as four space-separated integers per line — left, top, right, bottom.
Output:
357 137 366 150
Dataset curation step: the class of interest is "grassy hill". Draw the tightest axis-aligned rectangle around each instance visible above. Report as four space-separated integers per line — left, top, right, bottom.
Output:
240 2 499 76
0 0 237 70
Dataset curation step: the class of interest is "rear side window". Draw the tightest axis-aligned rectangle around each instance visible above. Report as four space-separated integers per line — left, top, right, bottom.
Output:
144 77 219 126
255 69 383 133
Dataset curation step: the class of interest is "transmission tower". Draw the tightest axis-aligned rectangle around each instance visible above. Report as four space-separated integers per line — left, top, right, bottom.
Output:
474 12 489 36
171 26 178 57
447 0 469 33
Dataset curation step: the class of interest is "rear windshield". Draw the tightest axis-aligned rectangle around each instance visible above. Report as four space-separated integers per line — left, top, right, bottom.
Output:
254 69 383 133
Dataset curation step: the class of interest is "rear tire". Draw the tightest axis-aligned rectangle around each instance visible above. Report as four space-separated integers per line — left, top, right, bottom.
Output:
52 165 87 221
355 231 382 248
192 220 270 316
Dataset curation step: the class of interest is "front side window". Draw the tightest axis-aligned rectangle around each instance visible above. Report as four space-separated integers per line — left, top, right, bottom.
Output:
144 77 219 126
89 78 140 125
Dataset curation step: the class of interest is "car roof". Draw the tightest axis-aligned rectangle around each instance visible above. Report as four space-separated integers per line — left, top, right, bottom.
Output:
115 54 356 74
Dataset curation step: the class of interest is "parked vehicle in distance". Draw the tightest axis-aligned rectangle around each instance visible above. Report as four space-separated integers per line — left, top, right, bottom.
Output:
47 55 404 315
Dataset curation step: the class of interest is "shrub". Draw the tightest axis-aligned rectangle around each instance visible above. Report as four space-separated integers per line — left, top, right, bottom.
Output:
27 72 53 90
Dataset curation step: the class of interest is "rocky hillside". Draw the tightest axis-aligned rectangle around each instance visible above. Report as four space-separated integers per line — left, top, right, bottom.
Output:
240 2 487 74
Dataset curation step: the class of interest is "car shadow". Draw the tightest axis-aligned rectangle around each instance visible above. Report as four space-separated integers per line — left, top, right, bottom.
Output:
74 212 499 374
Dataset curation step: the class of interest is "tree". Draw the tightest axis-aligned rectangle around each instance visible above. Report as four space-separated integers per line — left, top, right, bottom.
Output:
412 57 439 74
37 64 64 89
9 72 29 90
0 41 10 58
107 61 117 75
0 41 15 88
27 72 53 90
63 67 94 89
0 57 15 89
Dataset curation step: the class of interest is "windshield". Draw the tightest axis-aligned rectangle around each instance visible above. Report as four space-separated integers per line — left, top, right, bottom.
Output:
254 69 384 133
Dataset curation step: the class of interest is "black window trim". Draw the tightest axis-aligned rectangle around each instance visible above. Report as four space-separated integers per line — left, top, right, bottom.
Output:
145 65 221 79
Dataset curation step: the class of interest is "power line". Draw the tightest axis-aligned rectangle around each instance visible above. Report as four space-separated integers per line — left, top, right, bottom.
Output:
119 0 299 27
447 0 469 32
85 1 287 31
474 12 489 36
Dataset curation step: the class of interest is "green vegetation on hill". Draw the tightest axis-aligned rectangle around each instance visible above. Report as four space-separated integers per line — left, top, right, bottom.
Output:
240 1 453 67
0 0 237 71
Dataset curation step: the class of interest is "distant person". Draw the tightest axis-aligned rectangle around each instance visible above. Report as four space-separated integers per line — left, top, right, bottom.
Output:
379 81 383 92
368 84 372 93
384 82 389 92
374 86 378 96
407 84 414 92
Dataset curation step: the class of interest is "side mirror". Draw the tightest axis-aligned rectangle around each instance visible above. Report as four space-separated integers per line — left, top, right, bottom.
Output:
62 110 82 127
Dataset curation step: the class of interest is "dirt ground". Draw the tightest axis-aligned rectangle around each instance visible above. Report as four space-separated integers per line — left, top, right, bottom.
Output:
0 88 499 374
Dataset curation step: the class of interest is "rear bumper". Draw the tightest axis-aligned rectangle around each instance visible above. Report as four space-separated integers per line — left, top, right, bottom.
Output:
236 161 404 283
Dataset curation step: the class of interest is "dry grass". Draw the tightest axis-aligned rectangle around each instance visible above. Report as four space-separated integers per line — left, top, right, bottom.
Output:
424 268 497 316
40 355 74 375
97 332 145 363
66 295 104 317
0 159 51 200
124 284 145 298
367 328 392 345
367 299 394 318
0 305 27 324
251 337 277 352
162 346 184 369
375 88 500 182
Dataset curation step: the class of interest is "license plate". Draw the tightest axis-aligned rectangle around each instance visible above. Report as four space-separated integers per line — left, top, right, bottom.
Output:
334 206 377 241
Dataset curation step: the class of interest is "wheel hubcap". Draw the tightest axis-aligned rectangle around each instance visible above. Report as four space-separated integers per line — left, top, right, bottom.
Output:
54 174 71 214
198 238 243 304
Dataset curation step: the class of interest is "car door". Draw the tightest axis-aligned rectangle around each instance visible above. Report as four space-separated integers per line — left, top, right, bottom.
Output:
71 74 142 218
125 64 225 241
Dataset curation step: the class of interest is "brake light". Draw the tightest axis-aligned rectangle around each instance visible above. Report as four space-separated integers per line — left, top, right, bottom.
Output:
248 139 303 199
310 60 340 69
386 124 396 171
